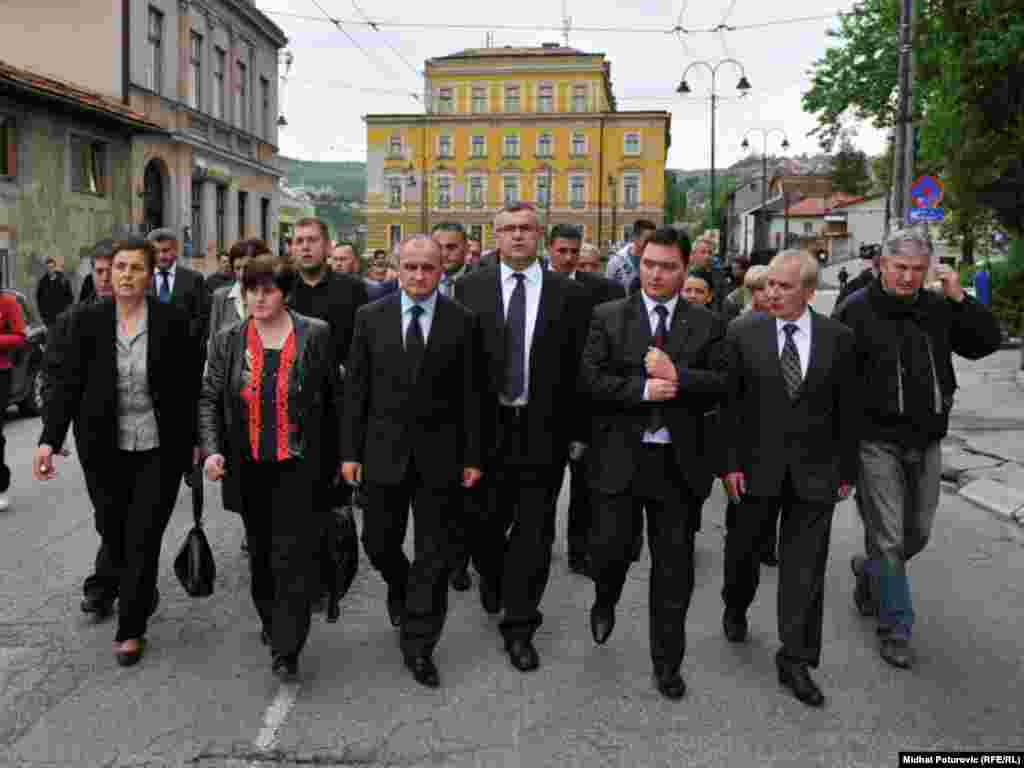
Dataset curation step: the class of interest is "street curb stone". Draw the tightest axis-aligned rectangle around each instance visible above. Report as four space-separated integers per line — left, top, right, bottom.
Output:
958 478 1024 521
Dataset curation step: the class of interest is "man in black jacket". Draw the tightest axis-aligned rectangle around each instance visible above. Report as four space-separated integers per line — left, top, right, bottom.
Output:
834 228 1001 670
545 224 626 574
147 228 211 373
342 235 482 688
36 258 74 326
454 203 590 673
580 227 726 700
721 249 857 708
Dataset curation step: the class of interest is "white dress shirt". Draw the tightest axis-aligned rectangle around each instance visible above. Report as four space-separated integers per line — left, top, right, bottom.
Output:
499 260 543 406
228 281 245 322
400 289 437 346
641 291 680 444
775 308 812 379
154 261 177 296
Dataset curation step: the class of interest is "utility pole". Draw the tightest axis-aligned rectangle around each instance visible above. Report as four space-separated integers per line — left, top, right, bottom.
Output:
891 0 915 228
710 91 717 242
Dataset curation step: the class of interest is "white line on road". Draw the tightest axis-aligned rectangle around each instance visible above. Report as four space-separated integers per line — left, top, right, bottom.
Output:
250 682 301 764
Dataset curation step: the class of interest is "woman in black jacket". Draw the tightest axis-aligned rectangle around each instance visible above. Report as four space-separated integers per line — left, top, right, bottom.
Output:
34 238 200 666
199 253 344 681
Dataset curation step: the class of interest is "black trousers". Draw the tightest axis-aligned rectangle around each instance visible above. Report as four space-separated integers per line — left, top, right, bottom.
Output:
721 472 835 668
363 459 455 658
481 406 559 644
0 369 10 493
81 448 181 642
565 456 591 563
590 444 699 672
450 483 482 575
725 500 779 557
240 458 322 658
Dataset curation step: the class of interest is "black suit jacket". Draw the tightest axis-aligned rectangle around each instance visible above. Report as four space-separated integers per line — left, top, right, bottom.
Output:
149 264 211 346
40 298 200 473
454 264 590 469
342 292 481 487
289 271 369 367
574 271 626 309
721 309 857 503
580 293 727 499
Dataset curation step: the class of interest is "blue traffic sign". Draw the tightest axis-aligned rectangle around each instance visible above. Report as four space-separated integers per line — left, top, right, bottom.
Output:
908 208 945 223
910 175 944 209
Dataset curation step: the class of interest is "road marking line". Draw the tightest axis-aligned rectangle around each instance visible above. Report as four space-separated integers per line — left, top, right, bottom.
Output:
251 681 300 762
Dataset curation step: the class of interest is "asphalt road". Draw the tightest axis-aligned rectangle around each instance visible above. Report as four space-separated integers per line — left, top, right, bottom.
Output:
0 292 1020 767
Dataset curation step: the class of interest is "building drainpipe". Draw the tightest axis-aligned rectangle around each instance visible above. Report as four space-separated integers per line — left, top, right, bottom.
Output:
596 115 605 248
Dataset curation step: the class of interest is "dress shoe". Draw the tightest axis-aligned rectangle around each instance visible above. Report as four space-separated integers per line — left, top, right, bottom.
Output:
589 603 615 645
506 639 539 672
776 658 825 707
759 549 779 567
653 665 687 700
479 580 502 615
272 653 299 681
722 611 749 643
851 555 877 617
81 592 115 619
115 638 146 667
879 636 913 669
386 597 406 628
405 655 440 688
450 568 472 592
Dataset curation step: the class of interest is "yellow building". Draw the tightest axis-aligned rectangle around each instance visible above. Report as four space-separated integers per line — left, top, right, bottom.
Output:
364 45 671 251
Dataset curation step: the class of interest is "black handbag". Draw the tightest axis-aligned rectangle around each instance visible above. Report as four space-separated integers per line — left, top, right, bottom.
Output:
323 501 359 623
174 465 216 597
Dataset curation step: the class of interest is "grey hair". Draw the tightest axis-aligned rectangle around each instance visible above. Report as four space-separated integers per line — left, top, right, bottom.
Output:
743 264 770 290
770 249 818 289
884 226 934 261
398 233 442 263
146 227 178 243
580 242 600 257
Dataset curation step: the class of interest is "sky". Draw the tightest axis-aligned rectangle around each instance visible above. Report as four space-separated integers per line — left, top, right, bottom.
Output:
256 0 889 171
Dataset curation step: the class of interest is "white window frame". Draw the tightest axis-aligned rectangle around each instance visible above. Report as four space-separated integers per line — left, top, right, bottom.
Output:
387 177 403 208
537 132 553 158
189 32 203 110
471 87 487 114
469 175 485 208
438 134 453 159
69 133 109 196
436 175 452 209
503 175 520 205
212 47 225 119
470 134 486 158
538 84 554 113
569 175 586 208
236 58 249 130
388 134 403 159
147 7 164 94
503 134 520 159
572 84 587 113
571 132 587 157
624 131 642 156
389 224 403 249
623 173 641 209
536 174 551 207
437 87 454 114
260 76 270 139
504 85 521 113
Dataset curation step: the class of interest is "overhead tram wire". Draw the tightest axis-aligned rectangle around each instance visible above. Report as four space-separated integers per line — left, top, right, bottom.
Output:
346 0 423 78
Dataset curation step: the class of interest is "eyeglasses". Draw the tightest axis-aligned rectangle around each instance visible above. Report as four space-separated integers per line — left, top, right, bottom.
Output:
496 224 537 235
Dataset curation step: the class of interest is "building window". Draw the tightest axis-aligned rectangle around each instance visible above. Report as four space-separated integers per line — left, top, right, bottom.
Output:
147 7 164 93
503 134 520 158
469 224 483 242
388 135 403 159
388 178 403 208
261 197 270 242
191 181 203 250
438 135 453 159
472 87 487 114
538 84 553 113
212 47 225 119
471 135 486 158
571 132 587 157
389 224 402 250
573 84 587 112
189 32 203 110
505 85 520 113
504 176 520 205
537 174 551 207
537 133 553 158
215 185 227 252
437 176 451 209
0 116 13 177
623 174 640 209
624 132 641 156
260 77 270 139
238 190 248 239
70 135 107 196
803 222 814 234
469 177 484 207
437 88 454 114
236 59 248 130
570 177 586 208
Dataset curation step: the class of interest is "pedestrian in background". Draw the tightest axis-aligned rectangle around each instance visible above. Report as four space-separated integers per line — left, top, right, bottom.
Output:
835 228 1001 670
329 243 361 275
466 238 483 271
148 227 211 380
683 268 716 309
722 257 753 322
606 220 657 291
35 237 200 667
205 252 234 294
36 257 74 326
576 243 603 275
200 252 345 681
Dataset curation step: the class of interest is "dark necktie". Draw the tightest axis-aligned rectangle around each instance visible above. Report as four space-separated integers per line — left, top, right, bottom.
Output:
406 304 425 382
158 269 171 303
648 304 669 432
781 323 802 399
504 273 527 400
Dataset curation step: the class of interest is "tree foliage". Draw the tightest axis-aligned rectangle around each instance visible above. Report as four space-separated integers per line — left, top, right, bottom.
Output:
831 136 872 196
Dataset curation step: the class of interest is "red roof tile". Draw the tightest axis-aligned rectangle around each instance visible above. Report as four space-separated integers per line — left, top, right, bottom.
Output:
0 59 162 131
786 193 865 216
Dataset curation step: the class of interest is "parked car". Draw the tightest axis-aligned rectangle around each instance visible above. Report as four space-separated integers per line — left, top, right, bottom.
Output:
2 289 46 417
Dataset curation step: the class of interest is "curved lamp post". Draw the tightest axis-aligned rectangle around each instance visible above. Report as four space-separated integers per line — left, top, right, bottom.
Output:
741 128 789 251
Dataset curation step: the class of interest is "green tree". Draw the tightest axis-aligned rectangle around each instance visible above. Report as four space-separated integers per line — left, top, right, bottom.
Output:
831 136 872 196
663 172 687 225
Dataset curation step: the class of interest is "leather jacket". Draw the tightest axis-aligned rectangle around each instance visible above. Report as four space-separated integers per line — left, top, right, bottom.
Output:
198 310 344 471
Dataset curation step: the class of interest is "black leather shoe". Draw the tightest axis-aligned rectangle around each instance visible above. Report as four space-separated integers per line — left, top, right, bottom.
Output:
777 658 825 707
506 639 539 672
81 593 115 619
723 611 748 643
272 653 298 681
851 555 877 617
387 597 406 628
653 665 686 700
590 603 615 645
450 568 472 592
879 636 913 669
759 549 779 567
479 580 502 615
405 655 440 688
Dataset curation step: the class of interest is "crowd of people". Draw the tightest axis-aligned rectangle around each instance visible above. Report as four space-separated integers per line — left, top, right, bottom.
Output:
26 206 1001 707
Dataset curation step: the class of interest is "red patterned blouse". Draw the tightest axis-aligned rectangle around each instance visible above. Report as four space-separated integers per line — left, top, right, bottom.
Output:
241 321 297 461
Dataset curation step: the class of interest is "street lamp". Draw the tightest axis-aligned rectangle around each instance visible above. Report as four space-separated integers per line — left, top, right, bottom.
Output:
676 58 751 250
740 128 789 251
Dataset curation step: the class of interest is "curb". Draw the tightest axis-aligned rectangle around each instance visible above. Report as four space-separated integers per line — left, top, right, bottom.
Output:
958 478 1024 523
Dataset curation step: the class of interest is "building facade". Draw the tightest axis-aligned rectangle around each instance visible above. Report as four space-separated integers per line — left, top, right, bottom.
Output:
365 46 670 252
2 0 288 272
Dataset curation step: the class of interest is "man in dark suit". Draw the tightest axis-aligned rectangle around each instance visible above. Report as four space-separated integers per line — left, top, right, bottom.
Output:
580 227 727 700
454 203 590 673
720 249 857 708
147 228 211 363
342 235 482 688
545 224 626 574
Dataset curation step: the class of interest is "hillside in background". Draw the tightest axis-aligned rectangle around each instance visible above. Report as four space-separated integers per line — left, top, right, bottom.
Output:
278 156 367 202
